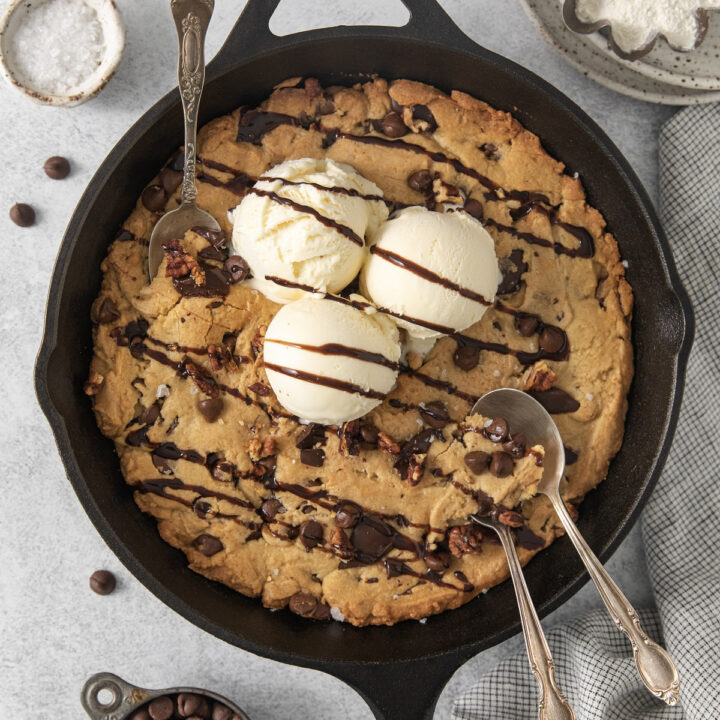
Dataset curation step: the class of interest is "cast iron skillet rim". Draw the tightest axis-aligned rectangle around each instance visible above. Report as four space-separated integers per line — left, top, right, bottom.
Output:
34 0 694 695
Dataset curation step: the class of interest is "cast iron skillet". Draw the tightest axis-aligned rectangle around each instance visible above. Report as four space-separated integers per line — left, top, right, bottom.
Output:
35 1 693 718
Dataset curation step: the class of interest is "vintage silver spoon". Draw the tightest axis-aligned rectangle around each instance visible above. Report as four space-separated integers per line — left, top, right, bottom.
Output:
471 511 575 720
473 388 680 705
147 0 220 281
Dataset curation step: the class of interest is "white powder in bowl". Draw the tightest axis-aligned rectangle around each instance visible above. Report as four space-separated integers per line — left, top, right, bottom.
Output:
5 0 107 96
575 0 720 52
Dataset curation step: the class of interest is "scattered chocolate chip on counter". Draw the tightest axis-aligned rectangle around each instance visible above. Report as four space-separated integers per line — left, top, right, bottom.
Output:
9 202 35 227
89 569 116 595
43 155 71 179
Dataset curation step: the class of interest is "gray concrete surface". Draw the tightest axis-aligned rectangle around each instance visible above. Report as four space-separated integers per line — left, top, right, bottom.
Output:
0 1 674 718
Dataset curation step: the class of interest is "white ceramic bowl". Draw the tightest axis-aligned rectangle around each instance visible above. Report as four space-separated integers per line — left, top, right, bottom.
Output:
0 0 124 106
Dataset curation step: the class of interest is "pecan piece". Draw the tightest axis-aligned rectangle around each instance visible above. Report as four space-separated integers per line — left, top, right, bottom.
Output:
83 371 104 396
523 360 557 392
247 438 263 462
497 510 524 528
163 239 205 285
339 420 360 456
406 453 426 486
448 524 483 558
182 358 219 397
329 527 353 560
377 431 401 455
251 325 267 360
208 343 239 373
261 435 276 458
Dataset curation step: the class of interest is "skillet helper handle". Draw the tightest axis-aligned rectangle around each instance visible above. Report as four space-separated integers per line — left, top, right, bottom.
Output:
81 672 151 719
495 525 575 720
546 491 681 705
170 0 214 205
209 0 476 74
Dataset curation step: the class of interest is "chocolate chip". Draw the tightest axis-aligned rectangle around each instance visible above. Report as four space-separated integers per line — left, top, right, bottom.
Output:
527 388 580 414
479 142 499 160
295 423 322 449
211 702 235 720
484 417 509 443
223 255 249 283
407 169 433 193
564 445 579 465
335 502 361 528
475 489 494 515
352 516 394 563
96 297 120 324
289 591 319 617
89 569 116 595
454 344 480 370
498 249 529 295
193 533 224 556
380 111 407 138
130 709 151 720
300 448 325 467
43 155 70 179
360 425 379 445
502 432 527 458
515 314 539 336
411 104 438 132
148 696 174 720
464 450 490 475
159 167 183 194
515 526 544 549
139 402 160 426
420 401 450 429
424 551 451 572
538 326 566 354
299 520 324 550
193 498 217 519
9 203 35 227
141 184 167 212
169 150 185 172
260 498 284 521
177 693 209 718
197 397 223 422
462 198 484 220
490 451 514 478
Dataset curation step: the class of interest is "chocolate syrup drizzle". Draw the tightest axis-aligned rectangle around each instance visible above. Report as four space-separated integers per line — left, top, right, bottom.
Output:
369 246 493 307
263 362 386 400
247 187 364 246
265 337 400 370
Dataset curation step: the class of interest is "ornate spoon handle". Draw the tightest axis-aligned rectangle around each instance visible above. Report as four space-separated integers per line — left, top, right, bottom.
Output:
495 524 576 720
170 0 214 205
545 489 680 705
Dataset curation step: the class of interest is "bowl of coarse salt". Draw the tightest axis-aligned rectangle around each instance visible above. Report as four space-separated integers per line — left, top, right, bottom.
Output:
0 0 124 106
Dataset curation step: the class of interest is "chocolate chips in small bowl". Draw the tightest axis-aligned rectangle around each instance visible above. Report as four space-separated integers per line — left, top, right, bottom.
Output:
81 672 249 720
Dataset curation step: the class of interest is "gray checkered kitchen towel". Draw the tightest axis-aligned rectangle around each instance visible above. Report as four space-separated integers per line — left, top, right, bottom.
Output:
453 104 720 719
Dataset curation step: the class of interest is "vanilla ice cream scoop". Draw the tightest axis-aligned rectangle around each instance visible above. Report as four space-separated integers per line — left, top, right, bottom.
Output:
361 206 500 340
263 295 401 425
231 158 389 303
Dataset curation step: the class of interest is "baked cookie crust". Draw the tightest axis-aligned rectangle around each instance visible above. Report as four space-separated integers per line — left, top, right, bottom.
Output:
87 77 633 626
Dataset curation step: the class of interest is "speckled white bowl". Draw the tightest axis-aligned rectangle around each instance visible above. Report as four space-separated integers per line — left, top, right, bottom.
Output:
0 0 124 106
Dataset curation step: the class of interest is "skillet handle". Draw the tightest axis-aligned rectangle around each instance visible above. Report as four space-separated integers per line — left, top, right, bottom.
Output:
328 652 469 720
207 0 477 76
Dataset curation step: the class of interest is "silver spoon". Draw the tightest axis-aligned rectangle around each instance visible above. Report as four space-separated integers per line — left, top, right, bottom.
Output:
473 388 680 705
472 513 575 720
147 0 220 281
